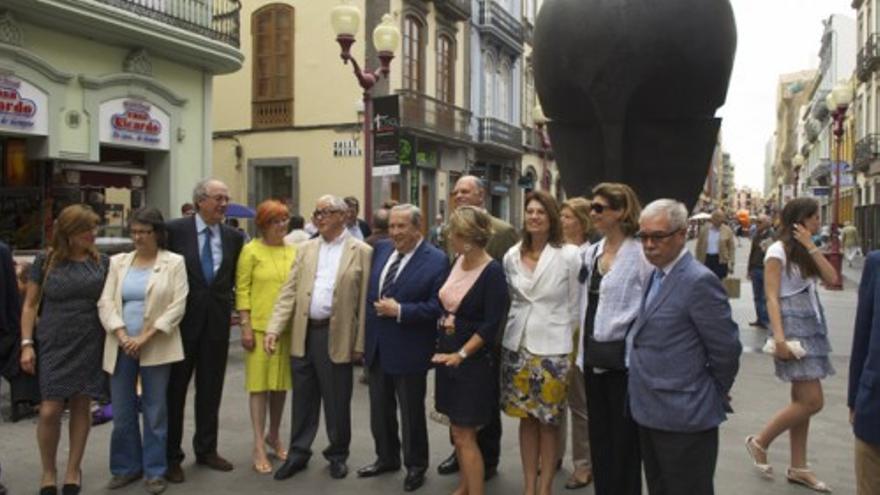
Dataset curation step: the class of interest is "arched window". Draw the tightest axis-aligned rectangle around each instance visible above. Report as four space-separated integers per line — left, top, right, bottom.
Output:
252 4 294 128
402 15 425 92
436 34 456 104
524 64 535 127
483 53 495 116
498 59 512 121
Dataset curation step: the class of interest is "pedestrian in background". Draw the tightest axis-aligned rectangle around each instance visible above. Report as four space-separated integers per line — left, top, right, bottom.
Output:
428 214 444 248
696 209 736 279
748 214 773 330
19 204 109 495
576 183 648 495
849 250 880 495
842 222 863 268
746 197 837 493
432 205 508 495
630 199 741 494
98 208 188 494
343 196 372 240
235 200 297 475
364 208 391 246
284 214 310 246
558 197 594 489
501 191 580 495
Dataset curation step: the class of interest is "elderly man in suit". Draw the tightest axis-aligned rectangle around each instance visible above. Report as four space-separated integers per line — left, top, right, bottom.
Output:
357 204 448 492
265 194 372 481
695 209 736 279
164 178 245 482
629 199 741 494
436 175 519 480
850 251 880 494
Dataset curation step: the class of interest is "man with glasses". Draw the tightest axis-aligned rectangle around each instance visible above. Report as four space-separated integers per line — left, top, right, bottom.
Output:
266 194 372 481
164 178 245 483
629 199 741 495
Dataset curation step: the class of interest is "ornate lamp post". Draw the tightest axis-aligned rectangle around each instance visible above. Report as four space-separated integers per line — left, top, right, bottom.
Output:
792 153 805 198
331 1 400 212
532 103 551 191
823 80 853 290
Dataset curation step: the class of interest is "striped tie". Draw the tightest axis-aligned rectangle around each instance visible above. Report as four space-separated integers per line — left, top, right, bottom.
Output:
380 252 403 298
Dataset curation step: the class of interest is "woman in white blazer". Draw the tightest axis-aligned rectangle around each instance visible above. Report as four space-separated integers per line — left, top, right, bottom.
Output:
97 208 188 494
501 191 580 495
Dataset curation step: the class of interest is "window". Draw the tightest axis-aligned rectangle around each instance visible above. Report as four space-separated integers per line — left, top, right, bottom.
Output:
402 15 425 92
252 4 294 128
498 60 512 120
524 65 535 127
436 34 455 104
483 53 495 116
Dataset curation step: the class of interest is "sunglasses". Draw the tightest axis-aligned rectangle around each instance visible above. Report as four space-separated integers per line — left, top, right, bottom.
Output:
590 203 612 214
635 229 683 243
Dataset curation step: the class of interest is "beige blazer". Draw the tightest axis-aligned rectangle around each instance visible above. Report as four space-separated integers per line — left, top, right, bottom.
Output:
98 250 188 373
266 234 372 364
695 224 736 266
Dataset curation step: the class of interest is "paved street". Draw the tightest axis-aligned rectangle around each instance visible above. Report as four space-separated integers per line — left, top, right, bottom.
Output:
0 240 866 494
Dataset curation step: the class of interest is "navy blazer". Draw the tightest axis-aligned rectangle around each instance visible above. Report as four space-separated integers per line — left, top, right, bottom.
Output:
628 252 742 433
849 251 880 445
365 239 449 374
166 216 244 342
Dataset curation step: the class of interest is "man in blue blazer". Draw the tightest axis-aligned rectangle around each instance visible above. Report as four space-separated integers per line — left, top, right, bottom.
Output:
357 204 448 492
850 251 880 494
629 199 741 495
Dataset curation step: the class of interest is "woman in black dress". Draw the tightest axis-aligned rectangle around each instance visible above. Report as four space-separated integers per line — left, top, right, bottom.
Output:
20 205 109 495
432 206 509 495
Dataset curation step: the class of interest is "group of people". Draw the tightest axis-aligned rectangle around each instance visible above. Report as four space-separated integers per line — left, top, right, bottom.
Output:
0 173 878 495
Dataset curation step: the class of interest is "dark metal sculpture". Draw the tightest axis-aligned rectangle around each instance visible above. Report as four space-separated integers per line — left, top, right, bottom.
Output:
533 0 736 208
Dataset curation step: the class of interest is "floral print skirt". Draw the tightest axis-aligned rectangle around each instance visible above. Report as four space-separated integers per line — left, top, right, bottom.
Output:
501 347 571 425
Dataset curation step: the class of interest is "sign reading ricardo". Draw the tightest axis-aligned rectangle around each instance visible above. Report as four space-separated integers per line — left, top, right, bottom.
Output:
0 76 48 136
99 98 170 150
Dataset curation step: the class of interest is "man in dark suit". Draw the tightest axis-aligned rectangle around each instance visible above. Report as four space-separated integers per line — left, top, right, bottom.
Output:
164 178 244 483
850 251 880 494
629 199 741 495
357 204 448 492
0 240 20 495
344 196 372 240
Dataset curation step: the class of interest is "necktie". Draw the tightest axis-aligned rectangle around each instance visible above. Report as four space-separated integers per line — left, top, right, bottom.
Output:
645 269 665 306
201 227 215 284
380 251 403 298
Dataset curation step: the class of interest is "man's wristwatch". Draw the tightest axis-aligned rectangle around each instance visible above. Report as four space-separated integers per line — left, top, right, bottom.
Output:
457 348 468 360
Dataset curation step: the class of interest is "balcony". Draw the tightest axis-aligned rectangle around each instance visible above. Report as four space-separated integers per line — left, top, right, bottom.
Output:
479 117 523 153
434 0 471 22
397 90 472 143
94 0 241 47
476 0 523 53
858 33 880 82
853 0 865 8
252 98 292 129
855 133 880 173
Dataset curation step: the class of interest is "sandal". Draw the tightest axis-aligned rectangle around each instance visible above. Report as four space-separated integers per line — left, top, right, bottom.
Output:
564 470 593 489
265 437 288 461
786 467 832 493
252 460 273 475
745 435 773 477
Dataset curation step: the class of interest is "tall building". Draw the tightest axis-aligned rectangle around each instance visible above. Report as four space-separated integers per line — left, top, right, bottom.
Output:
853 0 880 250
0 1 242 250
770 70 814 210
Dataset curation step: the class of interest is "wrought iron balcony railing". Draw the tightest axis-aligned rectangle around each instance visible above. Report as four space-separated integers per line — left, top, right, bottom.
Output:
435 0 471 21
857 33 880 82
397 90 472 143
855 133 880 172
479 117 523 151
252 98 292 129
94 0 241 47
477 0 523 47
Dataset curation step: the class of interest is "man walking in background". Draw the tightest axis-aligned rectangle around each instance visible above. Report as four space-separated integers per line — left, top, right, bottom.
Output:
747 214 773 330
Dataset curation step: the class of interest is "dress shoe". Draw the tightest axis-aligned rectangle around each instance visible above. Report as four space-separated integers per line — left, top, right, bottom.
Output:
329 460 348 479
196 453 234 472
357 461 401 478
165 463 185 484
404 468 427 492
484 464 498 481
274 458 308 480
437 452 459 475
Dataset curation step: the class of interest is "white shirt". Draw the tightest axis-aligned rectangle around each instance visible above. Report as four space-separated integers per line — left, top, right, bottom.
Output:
309 230 348 319
284 229 310 245
706 227 721 255
195 213 222 274
765 241 823 323
378 239 422 295
347 224 364 240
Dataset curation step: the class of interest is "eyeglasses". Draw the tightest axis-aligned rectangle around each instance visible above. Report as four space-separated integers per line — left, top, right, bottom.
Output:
204 194 230 203
635 229 683 243
313 208 341 218
590 203 611 214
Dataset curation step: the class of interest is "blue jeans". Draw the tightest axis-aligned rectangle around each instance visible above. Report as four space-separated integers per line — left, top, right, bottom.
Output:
110 353 171 479
749 267 770 327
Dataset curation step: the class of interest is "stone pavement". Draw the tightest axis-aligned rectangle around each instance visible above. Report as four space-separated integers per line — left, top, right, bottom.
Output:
0 240 866 494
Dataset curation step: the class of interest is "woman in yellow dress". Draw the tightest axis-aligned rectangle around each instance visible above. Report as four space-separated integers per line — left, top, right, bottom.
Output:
235 200 297 474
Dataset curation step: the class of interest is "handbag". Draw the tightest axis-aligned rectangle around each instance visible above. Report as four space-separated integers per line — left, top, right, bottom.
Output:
762 338 807 359
723 276 741 299
583 335 627 370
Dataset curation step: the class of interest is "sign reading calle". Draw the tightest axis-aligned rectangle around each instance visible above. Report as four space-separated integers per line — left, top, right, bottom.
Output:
0 76 48 136
99 98 170 150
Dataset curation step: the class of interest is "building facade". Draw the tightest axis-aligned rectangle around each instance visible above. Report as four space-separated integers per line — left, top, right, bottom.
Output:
854 0 880 250
0 1 242 251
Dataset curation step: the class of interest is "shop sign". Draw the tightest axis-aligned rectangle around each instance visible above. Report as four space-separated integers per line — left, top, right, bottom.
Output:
373 95 400 167
373 165 400 177
99 98 170 150
0 76 48 136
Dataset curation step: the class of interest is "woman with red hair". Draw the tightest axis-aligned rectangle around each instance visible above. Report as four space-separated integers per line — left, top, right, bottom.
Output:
235 200 297 473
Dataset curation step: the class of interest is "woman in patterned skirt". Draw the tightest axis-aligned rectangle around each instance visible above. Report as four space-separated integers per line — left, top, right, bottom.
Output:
19 205 109 495
501 191 581 495
745 197 837 493
236 200 297 474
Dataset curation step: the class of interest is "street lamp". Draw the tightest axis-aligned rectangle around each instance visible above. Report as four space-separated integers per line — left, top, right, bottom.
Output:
331 1 400 213
532 103 551 191
792 153 805 198
823 79 853 290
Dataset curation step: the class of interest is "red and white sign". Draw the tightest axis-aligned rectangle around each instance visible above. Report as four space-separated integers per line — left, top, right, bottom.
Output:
99 98 170 150
0 76 48 136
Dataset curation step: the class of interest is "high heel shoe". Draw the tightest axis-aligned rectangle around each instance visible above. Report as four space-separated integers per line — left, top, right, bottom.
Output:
265 437 288 461
745 435 773 477
786 467 832 493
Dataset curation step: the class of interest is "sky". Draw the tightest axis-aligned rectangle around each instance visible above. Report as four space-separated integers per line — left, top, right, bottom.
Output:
720 0 853 192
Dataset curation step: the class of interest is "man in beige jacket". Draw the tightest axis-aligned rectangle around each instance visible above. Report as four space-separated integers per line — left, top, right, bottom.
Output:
695 209 736 279
265 194 372 481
